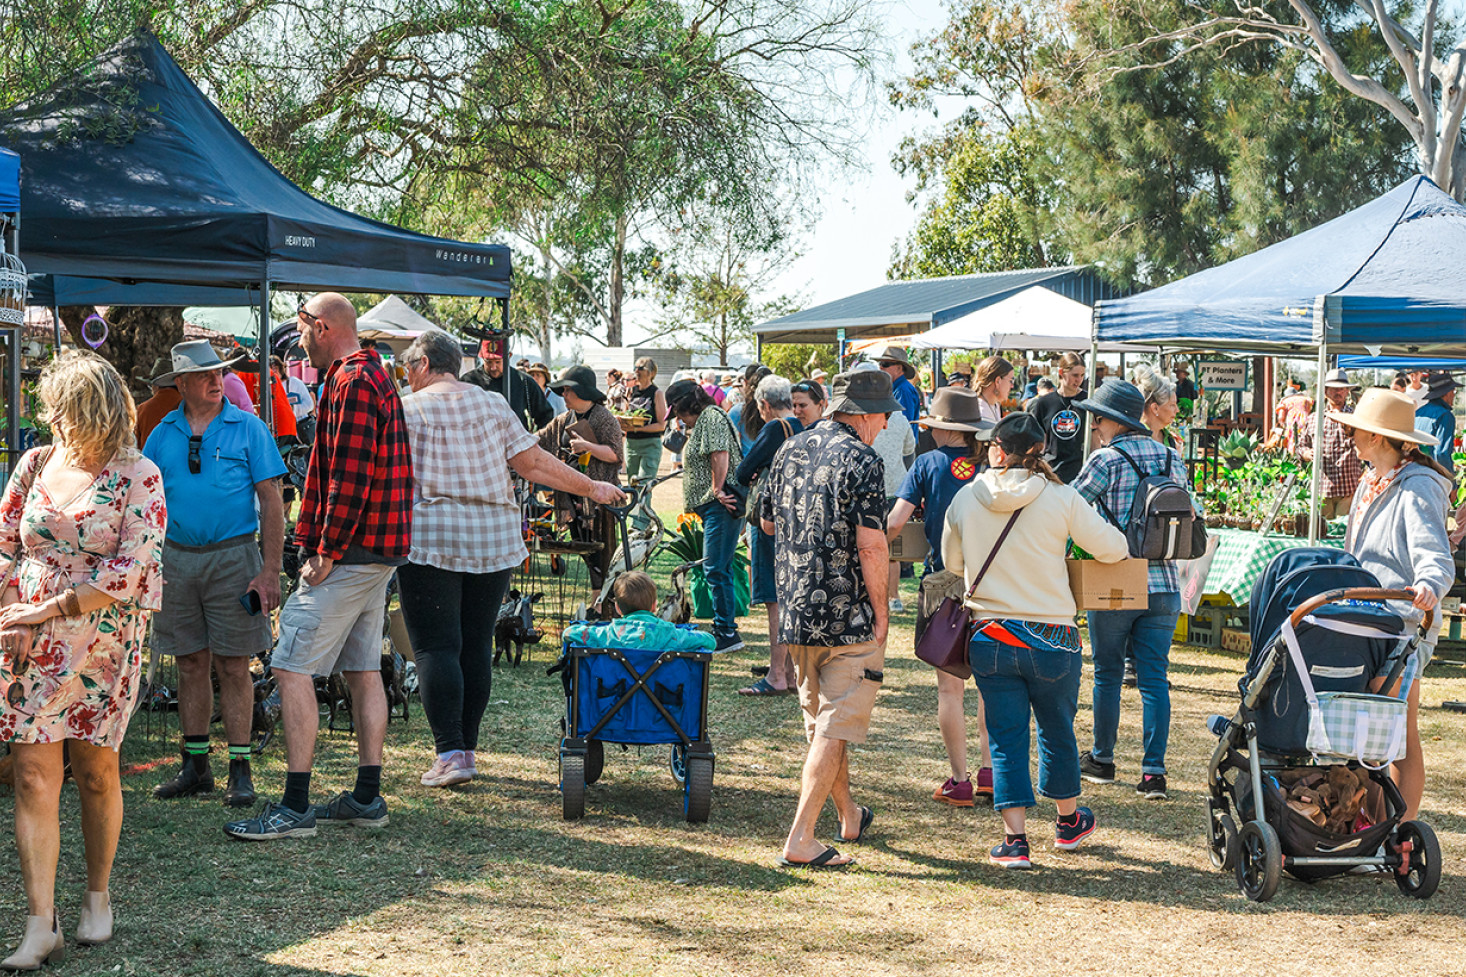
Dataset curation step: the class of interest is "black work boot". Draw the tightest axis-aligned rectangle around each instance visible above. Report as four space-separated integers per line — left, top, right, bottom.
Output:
153 748 214 798
223 758 257 808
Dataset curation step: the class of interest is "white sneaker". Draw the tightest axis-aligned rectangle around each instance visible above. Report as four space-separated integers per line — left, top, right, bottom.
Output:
889 598 905 613
421 752 473 788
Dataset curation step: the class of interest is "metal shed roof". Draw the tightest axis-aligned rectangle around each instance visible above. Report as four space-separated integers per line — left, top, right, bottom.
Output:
755 266 1120 344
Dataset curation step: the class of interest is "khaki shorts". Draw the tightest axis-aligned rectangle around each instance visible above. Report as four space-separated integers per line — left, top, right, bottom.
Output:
272 563 395 677
786 639 885 744
152 537 273 658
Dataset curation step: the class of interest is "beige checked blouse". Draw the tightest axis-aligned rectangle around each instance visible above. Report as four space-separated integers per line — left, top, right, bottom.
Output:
400 385 537 574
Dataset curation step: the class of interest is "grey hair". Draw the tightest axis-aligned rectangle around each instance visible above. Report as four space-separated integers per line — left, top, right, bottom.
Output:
755 374 793 410
1131 362 1176 407
402 329 463 377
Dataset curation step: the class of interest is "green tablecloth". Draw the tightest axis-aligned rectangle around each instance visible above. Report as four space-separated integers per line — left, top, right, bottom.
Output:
1202 527 1344 607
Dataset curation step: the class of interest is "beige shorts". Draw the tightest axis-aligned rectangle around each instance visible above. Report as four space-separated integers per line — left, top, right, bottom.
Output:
786 640 885 744
272 563 395 677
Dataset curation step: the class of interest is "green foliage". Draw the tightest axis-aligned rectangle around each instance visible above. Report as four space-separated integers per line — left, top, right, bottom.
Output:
760 343 836 380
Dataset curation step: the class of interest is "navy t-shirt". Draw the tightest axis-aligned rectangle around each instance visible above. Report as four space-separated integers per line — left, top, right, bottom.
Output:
896 445 980 573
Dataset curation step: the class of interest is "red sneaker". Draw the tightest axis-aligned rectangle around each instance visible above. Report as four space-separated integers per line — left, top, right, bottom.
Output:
932 777 974 807
975 767 994 797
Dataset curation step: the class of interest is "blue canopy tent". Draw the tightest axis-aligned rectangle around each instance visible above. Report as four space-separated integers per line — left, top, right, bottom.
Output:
1094 175 1466 539
1 148 21 469
0 31 511 429
0 148 17 212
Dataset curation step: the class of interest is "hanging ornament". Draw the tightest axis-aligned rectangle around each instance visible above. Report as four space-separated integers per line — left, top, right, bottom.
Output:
81 313 108 349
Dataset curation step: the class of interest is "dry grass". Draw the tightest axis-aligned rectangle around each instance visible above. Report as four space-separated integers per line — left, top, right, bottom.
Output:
4 575 1466 976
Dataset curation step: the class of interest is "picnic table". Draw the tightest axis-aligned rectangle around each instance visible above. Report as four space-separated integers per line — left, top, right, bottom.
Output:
1201 526 1344 607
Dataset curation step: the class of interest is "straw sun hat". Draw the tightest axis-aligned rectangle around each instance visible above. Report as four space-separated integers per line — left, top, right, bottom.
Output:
1326 387 1437 447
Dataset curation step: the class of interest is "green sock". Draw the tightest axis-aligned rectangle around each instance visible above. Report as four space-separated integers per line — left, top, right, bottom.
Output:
182 735 210 773
228 744 251 763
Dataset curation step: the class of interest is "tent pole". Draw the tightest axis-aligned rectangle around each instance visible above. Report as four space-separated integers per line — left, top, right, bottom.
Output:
1084 329 1099 460
259 278 273 435
51 307 62 357
1308 340 1327 544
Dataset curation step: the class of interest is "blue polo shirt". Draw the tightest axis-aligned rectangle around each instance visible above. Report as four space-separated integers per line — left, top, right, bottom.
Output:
897 446 980 573
892 374 921 423
143 402 287 547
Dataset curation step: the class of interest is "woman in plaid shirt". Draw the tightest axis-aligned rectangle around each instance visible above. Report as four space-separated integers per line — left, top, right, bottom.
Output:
1071 379 1196 802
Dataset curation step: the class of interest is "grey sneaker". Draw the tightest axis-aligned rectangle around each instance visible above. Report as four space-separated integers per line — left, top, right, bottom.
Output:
312 790 390 828
224 801 317 841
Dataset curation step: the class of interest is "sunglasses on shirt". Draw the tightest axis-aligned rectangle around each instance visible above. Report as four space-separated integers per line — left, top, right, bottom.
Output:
6 653 26 708
188 435 202 475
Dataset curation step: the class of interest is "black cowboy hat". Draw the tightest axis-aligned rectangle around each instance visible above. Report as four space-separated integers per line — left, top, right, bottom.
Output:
550 365 606 403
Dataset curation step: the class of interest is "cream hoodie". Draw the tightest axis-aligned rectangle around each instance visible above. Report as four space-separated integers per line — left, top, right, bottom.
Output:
943 468 1129 627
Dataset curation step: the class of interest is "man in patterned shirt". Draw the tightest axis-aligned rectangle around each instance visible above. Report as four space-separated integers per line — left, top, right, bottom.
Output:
1298 369 1362 519
227 292 414 841
760 370 898 869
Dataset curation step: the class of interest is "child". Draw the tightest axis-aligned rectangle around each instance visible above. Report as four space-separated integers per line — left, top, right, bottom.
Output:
563 572 716 652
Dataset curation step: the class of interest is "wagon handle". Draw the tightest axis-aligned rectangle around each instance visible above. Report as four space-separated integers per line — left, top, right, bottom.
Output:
1287 587 1435 634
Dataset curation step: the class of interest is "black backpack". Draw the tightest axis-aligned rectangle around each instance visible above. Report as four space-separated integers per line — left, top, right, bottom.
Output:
1094 445 1204 561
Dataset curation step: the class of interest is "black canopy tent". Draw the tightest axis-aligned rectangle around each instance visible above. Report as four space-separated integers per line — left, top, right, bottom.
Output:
0 31 511 434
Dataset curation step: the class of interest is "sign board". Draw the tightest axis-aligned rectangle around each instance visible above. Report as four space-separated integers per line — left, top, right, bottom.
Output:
1198 359 1248 391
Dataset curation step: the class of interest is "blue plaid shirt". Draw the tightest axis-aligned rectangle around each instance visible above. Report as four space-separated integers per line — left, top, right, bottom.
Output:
1072 433 1196 594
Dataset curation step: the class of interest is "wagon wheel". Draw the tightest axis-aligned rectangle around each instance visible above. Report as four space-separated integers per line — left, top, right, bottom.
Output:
584 739 604 786
1235 820 1281 902
1393 820 1441 899
669 743 687 786
684 755 713 823
560 747 585 820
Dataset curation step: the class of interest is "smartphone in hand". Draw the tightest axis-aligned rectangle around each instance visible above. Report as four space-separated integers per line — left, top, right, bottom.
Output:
239 591 262 616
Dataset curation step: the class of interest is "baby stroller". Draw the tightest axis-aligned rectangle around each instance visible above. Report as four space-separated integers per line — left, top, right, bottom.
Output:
1204 549 1440 902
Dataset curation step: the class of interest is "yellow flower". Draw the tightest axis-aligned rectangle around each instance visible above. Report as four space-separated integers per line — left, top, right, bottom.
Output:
676 512 703 530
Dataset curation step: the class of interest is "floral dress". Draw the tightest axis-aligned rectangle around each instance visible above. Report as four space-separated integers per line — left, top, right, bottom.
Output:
0 448 166 748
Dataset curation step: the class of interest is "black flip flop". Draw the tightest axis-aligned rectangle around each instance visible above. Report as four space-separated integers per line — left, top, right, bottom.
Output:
840 806 874 844
777 846 852 869
738 677 787 697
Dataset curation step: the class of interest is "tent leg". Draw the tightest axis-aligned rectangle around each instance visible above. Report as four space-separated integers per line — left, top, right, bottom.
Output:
259 279 273 435
1084 331 1099 460
1308 341 1328 544
50 306 61 358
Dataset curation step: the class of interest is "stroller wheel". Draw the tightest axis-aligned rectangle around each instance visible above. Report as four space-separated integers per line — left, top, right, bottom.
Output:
1392 820 1441 899
1207 798 1239 872
1236 820 1282 902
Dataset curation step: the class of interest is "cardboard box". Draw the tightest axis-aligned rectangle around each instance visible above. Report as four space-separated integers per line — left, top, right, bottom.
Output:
889 520 930 563
1067 558 1149 611
1221 628 1252 654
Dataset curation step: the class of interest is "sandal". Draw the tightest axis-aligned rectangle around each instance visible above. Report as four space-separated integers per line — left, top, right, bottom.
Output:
738 677 790 697
840 806 874 844
777 846 853 869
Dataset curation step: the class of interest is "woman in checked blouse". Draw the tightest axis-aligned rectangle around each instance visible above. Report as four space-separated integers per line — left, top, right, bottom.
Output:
396 331 624 788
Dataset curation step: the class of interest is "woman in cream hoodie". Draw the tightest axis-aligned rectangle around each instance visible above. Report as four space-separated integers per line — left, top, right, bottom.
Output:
943 413 1128 869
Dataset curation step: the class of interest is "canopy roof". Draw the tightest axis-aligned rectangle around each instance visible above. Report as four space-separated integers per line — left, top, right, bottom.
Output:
360 295 439 332
1095 177 1466 355
755 267 1120 344
848 287 1154 353
2 31 509 300
0 148 16 212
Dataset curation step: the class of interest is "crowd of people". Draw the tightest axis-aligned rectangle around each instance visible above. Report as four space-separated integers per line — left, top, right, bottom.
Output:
0 302 1453 962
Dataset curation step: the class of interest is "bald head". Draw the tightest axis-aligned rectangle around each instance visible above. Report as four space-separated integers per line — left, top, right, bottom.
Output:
299 292 361 369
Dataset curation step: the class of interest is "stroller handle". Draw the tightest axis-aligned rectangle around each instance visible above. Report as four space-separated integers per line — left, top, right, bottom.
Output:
1287 587 1435 634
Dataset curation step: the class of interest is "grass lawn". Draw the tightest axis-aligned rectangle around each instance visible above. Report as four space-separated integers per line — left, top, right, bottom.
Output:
6 548 1466 976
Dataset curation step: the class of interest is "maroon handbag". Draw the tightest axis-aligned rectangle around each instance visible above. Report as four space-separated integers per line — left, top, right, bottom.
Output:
913 509 1022 679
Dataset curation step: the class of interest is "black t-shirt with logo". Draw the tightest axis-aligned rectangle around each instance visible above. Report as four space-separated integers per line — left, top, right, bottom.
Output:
1027 390 1086 483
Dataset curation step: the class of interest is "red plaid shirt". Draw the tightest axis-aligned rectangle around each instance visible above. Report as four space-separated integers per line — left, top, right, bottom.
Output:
296 349 413 561
1299 406 1362 500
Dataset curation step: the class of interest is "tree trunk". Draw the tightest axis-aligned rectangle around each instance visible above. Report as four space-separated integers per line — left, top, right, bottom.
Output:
59 306 186 402
608 212 627 348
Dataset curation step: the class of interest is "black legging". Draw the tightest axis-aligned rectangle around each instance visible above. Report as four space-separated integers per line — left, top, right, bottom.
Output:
396 562 514 754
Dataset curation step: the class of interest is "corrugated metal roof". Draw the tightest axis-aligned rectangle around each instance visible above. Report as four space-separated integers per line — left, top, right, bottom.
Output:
755 267 1119 343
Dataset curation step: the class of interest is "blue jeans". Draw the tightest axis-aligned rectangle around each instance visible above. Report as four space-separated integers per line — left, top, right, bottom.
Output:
969 634 1082 811
695 501 739 634
1088 590 1181 776
750 524 776 606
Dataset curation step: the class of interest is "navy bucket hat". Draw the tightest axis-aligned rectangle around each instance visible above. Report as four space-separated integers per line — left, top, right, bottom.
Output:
1074 378 1150 434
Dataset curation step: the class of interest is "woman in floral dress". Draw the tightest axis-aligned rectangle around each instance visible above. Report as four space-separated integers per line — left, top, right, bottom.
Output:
0 351 165 969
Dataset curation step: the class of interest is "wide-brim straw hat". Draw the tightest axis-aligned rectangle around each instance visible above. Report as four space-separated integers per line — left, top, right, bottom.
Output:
918 387 989 433
872 345 917 382
1327 387 1437 446
152 339 245 385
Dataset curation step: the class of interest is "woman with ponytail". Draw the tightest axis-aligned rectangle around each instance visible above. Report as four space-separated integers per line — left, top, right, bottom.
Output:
1330 388 1454 821
942 413 1128 869
973 356 1015 424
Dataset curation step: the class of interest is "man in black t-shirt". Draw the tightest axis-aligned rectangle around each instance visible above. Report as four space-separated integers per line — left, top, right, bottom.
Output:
1026 352 1087 483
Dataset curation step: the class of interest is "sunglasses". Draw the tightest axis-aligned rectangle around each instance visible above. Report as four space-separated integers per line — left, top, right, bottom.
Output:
791 381 825 398
296 301 322 328
188 435 203 475
6 652 25 708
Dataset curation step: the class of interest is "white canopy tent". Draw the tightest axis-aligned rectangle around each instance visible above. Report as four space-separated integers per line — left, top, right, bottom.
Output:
848 287 1156 353
358 295 436 353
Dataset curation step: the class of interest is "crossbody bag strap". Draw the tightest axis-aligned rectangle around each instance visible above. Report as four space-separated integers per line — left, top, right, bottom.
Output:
966 507 1024 598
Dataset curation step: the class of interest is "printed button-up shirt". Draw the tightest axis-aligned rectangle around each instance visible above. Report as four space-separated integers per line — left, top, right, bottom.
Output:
296 348 413 562
1072 432 1194 594
760 420 887 646
1298 404 1362 499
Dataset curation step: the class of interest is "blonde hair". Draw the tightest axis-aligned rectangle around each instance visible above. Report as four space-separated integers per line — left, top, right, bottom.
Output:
38 350 138 468
1130 362 1176 407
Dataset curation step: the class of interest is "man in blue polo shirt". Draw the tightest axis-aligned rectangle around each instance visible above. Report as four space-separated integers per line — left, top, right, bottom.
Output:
143 340 287 809
875 346 922 424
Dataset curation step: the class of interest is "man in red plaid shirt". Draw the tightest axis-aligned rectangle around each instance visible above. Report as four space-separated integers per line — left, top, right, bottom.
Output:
227 292 414 841
1299 368 1362 520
